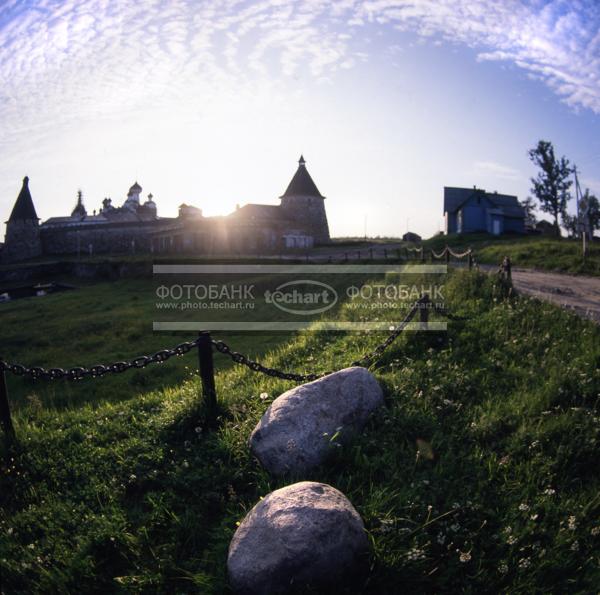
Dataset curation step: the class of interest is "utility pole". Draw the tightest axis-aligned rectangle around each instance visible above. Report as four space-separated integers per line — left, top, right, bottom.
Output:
573 165 588 259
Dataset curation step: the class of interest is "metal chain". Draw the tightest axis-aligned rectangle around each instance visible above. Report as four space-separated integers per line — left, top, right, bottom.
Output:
447 247 472 259
0 339 198 381
211 340 325 382
1 298 459 384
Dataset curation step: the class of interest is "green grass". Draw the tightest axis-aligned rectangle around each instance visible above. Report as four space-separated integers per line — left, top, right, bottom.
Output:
0 278 287 409
1 270 599 593
421 233 600 276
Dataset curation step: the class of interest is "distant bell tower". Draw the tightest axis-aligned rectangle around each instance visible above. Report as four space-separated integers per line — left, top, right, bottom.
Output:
280 155 330 244
71 189 87 218
2 176 42 263
124 181 142 211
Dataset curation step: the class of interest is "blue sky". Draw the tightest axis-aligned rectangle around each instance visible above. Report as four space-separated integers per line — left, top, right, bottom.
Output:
1 0 600 238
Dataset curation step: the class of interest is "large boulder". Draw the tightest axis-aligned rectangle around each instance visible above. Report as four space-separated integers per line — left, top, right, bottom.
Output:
250 366 383 476
227 481 368 594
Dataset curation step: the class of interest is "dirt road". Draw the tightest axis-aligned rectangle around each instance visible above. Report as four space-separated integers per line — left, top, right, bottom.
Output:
481 265 600 323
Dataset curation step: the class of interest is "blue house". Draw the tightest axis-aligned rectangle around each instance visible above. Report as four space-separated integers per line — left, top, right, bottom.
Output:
444 186 525 235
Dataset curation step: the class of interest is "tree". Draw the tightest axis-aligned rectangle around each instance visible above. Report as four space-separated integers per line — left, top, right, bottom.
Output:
561 212 578 238
520 196 537 228
528 140 573 235
580 189 600 236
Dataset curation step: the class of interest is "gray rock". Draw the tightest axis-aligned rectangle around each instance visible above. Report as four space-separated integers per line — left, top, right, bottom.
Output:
250 366 383 476
227 481 368 594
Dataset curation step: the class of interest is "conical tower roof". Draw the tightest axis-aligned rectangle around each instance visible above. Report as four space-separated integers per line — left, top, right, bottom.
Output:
8 176 39 221
280 155 325 199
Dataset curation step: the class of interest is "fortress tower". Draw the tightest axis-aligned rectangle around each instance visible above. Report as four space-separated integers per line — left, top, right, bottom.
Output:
280 155 330 244
2 176 42 263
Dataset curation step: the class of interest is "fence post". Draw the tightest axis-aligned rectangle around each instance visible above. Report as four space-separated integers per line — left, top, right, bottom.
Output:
0 363 16 444
419 294 429 330
504 256 512 283
468 250 473 270
197 332 217 418
421 248 425 263
445 246 450 264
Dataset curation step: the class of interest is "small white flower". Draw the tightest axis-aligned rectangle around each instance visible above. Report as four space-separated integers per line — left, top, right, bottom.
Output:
518 557 530 569
129 474 136 482
590 526 600 536
543 488 556 496
530 514 539 521
519 503 530 512
568 516 577 530
570 540 579 551
507 535 517 545
459 551 471 563
259 392 269 401
499 563 508 574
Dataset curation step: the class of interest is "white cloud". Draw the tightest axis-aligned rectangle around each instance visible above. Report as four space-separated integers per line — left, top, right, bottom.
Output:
473 160 521 181
0 0 599 154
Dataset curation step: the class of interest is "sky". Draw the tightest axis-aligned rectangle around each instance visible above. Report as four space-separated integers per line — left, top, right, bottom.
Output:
1 0 600 239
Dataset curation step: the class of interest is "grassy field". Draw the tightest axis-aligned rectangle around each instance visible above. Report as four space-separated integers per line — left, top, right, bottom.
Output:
422 233 600 276
0 277 289 410
1 268 599 593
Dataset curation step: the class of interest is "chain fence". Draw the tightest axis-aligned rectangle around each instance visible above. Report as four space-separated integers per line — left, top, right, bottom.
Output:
1 293 455 443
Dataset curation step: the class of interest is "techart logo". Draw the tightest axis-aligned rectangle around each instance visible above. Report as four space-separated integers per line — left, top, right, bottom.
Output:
264 280 338 315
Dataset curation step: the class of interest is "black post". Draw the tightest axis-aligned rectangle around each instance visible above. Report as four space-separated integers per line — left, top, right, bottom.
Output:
445 246 450 264
0 364 16 444
468 251 473 270
197 333 217 417
419 294 429 330
505 256 512 283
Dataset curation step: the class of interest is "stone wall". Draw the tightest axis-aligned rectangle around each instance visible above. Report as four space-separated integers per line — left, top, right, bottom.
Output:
40 222 161 256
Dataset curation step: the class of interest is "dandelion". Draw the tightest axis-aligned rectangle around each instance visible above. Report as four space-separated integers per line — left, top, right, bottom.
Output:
259 392 269 401
459 551 471 563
